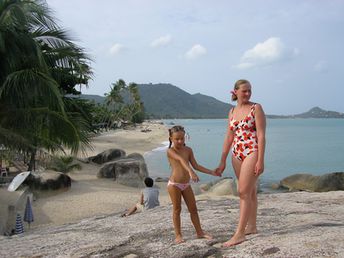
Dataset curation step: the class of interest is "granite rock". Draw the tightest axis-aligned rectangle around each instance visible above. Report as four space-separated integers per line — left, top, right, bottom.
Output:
0 191 343 258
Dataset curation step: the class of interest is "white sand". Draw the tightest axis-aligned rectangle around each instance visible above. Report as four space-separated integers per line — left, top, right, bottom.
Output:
31 121 171 228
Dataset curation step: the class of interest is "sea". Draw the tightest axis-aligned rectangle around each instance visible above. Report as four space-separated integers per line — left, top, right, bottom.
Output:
144 119 344 191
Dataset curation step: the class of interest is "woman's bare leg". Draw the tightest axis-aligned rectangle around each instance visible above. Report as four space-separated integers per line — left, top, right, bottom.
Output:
168 185 184 244
182 186 212 240
245 184 258 235
223 152 258 247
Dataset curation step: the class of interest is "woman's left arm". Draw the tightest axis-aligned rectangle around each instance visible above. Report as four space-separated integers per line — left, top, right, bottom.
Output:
255 104 266 176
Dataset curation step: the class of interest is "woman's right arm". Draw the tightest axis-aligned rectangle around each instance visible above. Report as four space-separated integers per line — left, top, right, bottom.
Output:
217 112 234 174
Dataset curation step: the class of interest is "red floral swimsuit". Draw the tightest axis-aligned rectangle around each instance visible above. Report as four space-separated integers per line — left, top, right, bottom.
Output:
229 104 258 161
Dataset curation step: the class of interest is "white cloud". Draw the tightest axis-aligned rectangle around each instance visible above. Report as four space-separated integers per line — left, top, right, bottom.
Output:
185 44 207 60
151 34 172 48
236 37 296 69
314 61 328 72
109 43 124 55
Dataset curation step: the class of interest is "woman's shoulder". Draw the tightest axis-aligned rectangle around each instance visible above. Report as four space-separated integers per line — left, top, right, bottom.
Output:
251 102 263 109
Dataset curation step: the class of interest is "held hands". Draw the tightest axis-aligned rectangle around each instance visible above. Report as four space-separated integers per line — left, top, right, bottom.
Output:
211 169 222 177
214 162 226 176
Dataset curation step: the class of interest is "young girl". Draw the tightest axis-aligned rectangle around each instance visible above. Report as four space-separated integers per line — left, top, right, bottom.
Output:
167 125 220 244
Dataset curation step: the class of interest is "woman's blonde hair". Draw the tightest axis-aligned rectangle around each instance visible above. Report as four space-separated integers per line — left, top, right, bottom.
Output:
231 79 250 101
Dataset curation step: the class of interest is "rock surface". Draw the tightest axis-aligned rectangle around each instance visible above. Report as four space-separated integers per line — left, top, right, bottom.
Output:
280 172 344 192
0 191 343 258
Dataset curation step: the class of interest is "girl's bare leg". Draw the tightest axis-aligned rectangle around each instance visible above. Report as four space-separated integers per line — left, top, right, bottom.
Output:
223 153 258 247
168 185 184 244
182 186 212 240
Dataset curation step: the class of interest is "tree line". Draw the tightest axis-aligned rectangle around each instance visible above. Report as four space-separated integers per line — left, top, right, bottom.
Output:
0 0 144 171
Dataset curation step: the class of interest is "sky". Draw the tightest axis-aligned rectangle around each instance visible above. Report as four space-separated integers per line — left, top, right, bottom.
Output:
46 0 344 115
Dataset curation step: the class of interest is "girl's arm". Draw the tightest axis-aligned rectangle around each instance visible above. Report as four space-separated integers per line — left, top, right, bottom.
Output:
255 103 266 176
217 111 235 174
189 148 218 176
167 148 199 182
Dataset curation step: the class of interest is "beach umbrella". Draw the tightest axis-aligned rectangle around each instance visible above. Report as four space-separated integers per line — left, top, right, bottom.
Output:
24 196 34 228
15 213 24 234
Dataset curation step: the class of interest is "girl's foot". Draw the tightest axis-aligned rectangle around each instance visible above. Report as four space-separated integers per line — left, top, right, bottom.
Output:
120 213 127 217
222 234 246 247
175 235 184 244
245 226 257 235
197 232 213 240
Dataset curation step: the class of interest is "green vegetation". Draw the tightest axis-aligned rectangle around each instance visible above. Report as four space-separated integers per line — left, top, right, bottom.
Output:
103 79 145 128
0 0 93 170
81 83 233 119
48 155 81 173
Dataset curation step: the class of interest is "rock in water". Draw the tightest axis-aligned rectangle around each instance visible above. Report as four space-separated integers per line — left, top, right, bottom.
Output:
280 172 344 192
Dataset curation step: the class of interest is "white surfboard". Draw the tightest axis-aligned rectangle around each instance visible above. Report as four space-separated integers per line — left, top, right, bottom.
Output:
7 171 31 192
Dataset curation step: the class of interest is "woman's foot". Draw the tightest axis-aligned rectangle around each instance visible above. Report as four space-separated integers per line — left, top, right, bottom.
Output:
222 234 246 247
120 213 127 217
245 226 257 235
175 235 184 244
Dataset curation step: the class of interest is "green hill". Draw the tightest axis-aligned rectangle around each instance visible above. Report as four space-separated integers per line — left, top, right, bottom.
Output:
267 107 344 119
137 83 233 118
293 106 344 118
79 84 344 119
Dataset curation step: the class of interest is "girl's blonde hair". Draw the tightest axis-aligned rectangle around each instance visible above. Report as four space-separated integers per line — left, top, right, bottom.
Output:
232 79 250 101
168 125 185 148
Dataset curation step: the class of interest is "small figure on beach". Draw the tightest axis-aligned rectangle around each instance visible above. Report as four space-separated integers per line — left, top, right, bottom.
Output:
167 125 220 244
216 79 266 247
121 177 160 217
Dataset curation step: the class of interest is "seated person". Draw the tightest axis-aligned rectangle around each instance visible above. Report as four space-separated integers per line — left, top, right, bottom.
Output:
121 177 160 217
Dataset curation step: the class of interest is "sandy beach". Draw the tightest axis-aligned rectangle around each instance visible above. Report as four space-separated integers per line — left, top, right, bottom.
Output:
31 121 171 228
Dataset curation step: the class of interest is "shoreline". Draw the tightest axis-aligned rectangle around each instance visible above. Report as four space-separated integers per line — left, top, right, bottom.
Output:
2 119 341 232
21 121 171 229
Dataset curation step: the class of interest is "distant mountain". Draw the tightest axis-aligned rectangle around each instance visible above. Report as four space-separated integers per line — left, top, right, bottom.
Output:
79 84 343 119
137 84 233 118
294 107 344 118
267 107 344 119
78 94 105 104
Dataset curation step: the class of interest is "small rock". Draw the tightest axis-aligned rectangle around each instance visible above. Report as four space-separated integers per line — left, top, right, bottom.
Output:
262 247 280 255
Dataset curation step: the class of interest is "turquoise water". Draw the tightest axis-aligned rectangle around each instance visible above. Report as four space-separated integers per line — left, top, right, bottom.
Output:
144 119 344 188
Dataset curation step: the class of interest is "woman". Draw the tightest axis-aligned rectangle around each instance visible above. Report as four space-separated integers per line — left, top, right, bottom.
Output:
216 79 266 247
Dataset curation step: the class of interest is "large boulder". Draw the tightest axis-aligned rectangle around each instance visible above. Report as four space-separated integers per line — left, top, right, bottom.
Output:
280 172 344 192
207 178 238 196
98 154 148 187
98 162 117 178
88 149 126 164
25 171 71 191
126 152 145 161
115 159 148 187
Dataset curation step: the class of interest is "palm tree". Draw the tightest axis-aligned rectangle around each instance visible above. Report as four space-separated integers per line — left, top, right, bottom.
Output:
0 0 93 170
104 79 125 129
126 82 145 123
48 155 81 173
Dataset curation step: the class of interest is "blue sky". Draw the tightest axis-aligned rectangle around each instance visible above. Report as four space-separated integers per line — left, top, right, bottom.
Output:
46 0 344 115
